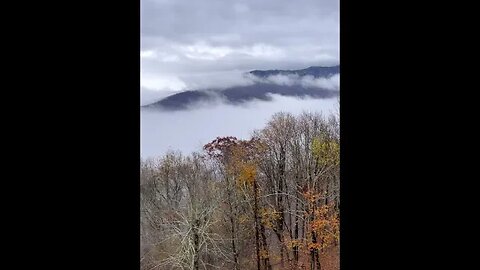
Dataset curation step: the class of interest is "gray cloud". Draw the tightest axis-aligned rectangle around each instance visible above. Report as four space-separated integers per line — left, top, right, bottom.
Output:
141 0 339 91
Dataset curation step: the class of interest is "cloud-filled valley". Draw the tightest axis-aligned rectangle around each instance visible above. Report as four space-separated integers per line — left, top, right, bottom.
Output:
141 94 339 159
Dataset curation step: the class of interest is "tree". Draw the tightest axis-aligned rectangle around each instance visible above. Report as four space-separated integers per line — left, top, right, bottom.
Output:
140 109 340 270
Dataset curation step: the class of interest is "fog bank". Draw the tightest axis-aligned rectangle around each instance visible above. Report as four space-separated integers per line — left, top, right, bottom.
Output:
141 95 338 158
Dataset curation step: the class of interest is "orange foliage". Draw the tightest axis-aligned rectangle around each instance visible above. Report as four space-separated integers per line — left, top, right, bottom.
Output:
259 207 282 229
237 162 257 187
310 204 340 250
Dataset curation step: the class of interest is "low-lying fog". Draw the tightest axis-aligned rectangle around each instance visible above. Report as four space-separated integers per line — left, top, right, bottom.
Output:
141 94 338 159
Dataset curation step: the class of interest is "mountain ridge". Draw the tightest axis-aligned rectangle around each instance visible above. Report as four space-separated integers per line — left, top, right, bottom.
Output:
143 65 340 111
249 65 339 78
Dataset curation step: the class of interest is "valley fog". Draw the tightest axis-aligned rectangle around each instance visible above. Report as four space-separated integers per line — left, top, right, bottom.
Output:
141 95 338 159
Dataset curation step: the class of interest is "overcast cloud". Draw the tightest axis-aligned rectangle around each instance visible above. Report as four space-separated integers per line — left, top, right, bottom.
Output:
141 0 339 93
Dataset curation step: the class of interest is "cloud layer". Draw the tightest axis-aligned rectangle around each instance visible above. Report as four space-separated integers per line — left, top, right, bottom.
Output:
141 68 341 104
141 0 339 92
141 95 339 158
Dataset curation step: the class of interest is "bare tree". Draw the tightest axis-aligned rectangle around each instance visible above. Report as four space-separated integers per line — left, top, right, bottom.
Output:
141 109 340 270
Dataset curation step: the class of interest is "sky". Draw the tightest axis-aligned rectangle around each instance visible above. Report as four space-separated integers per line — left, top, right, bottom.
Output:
141 0 339 97
141 0 340 157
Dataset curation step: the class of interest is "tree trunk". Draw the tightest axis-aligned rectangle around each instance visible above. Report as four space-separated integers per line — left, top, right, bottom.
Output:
230 215 238 269
260 223 272 270
193 219 200 270
254 178 261 270
294 200 299 263
310 232 321 270
227 185 239 269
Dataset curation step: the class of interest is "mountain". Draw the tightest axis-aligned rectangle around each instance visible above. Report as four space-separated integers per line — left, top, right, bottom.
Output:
221 83 336 104
143 65 339 111
149 90 213 110
249 65 339 78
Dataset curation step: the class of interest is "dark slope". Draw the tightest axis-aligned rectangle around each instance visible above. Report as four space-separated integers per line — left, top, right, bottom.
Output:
249 65 339 78
144 90 212 110
222 83 337 104
143 66 339 111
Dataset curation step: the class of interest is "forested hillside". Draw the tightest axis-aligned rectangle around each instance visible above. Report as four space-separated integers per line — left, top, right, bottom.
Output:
140 111 340 270
142 66 340 111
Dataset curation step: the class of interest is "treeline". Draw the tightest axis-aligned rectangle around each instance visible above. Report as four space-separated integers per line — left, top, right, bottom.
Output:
141 111 340 270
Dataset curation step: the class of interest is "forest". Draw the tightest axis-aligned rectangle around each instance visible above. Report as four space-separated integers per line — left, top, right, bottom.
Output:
141 110 340 270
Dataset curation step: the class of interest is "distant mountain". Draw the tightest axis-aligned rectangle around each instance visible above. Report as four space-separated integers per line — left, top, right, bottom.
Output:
140 88 181 106
221 83 336 103
249 65 339 78
150 90 213 110
143 65 339 111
